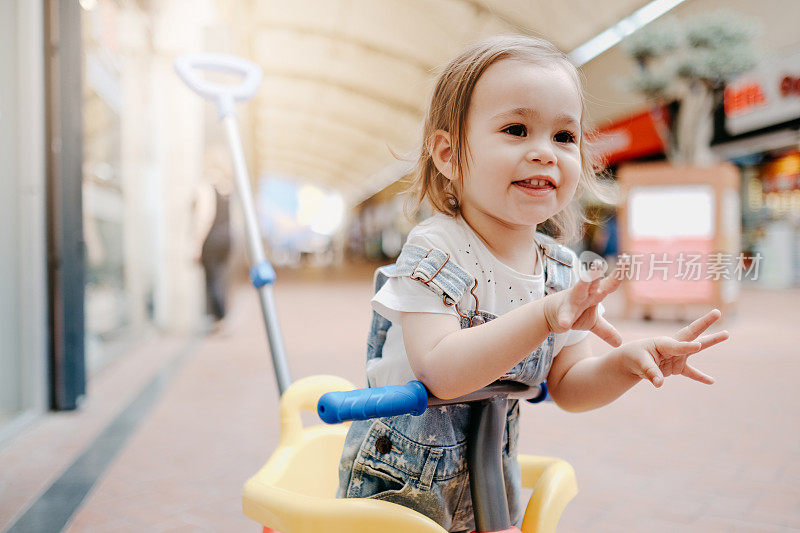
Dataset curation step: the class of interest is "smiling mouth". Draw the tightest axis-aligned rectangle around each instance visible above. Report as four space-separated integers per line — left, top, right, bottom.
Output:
512 178 556 190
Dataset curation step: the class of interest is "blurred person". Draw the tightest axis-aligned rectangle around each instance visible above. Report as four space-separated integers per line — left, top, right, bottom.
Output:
335 35 730 532
192 147 233 334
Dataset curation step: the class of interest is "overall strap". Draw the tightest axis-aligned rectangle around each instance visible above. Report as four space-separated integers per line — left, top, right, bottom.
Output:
393 244 476 304
533 232 575 296
365 245 476 374
378 237 574 302
373 263 397 294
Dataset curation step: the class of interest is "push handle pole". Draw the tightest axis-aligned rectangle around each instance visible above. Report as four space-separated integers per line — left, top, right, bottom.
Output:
222 114 292 396
175 53 291 396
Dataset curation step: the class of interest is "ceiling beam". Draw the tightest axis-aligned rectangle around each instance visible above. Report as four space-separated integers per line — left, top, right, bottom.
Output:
255 103 416 151
258 146 383 183
252 23 437 73
252 67 423 117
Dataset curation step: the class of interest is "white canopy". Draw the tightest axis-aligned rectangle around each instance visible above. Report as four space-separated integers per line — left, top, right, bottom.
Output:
220 0 654 205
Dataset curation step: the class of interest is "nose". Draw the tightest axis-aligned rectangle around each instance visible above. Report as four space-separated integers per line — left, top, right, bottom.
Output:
526 138 556 165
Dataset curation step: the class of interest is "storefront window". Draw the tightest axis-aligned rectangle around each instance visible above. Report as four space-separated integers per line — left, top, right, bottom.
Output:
0 1 47 432
0 0 23 428
82 2 145 372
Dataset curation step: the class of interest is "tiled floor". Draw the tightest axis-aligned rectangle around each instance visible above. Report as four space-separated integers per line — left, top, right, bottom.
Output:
2 262 799 532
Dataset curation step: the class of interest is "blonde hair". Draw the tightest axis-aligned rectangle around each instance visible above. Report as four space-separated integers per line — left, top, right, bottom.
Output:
406 34 616 244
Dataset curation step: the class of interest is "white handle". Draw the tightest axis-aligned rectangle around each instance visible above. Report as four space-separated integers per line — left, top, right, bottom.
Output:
174 53 263 116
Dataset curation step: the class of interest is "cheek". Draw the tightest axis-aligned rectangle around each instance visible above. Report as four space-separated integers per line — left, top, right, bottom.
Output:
562 178 580 199
558 156 582 199
467 148 510 183
562 154 582 182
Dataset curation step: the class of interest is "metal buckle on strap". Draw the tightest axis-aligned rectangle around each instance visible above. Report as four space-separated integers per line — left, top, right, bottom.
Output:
407 247 484 327
442 278 482 327
409 249 450 284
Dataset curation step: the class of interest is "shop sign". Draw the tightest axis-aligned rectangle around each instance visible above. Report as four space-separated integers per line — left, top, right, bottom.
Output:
725 46 800 135
593 107 668 166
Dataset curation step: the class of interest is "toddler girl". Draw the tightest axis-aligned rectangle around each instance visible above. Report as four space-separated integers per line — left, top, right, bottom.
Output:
336 34 729 532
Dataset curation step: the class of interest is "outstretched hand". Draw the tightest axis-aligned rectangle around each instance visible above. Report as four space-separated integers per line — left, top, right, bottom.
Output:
542 259 626 347
618 309 730 387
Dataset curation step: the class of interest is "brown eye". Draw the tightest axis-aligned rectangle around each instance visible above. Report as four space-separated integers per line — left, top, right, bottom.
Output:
555 131 576 143
502 124 527 137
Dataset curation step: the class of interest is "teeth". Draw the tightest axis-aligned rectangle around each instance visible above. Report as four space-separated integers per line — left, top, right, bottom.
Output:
520 179 553 187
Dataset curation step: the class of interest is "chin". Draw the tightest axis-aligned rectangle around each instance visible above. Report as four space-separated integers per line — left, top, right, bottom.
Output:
506 216 547 229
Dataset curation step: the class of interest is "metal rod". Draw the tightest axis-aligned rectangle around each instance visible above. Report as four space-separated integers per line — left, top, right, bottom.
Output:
468 397 512 532
427 380 535 406
221 114 291 395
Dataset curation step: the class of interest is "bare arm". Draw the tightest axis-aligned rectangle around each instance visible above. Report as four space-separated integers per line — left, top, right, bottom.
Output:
546 337 640 412
401 299 552 399
401 264 626 400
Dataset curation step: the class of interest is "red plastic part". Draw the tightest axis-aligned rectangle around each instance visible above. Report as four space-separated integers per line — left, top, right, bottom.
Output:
263 528 280 533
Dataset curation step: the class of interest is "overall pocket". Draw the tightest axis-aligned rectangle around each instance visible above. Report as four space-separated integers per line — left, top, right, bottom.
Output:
347 419 444 497
347 418 465 529
348 459 410 499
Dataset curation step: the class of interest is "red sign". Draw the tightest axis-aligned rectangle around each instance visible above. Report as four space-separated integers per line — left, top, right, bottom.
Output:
780 75 800 96
593 107 669 166
724 81 768 117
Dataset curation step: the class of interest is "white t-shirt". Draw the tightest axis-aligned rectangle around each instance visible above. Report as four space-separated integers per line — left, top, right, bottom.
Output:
367 213 603 388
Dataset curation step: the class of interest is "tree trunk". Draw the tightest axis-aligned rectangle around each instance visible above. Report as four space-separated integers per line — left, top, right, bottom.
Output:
674 81 717 166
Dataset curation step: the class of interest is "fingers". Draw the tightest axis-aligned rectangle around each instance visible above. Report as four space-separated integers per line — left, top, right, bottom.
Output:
608 258 630 281
578 259 606 283
572 277 597 301
675 309 722 342
597 270 624 297
577 260 622 297
695 330 730 351
654 336 702 356
646 368 664 388
572 274 617 313
571 275 600 301
632 330 722 389
590 315 622 347
637 355 665 387
681 363 715 385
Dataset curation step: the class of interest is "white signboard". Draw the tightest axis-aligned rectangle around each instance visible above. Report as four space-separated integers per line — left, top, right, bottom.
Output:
725 47 800 135
628 185 715 239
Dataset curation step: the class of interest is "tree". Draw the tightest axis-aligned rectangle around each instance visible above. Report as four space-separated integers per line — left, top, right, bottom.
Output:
623 10 759 166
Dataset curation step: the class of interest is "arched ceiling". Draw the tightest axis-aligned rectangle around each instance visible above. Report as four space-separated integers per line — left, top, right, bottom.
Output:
220 0 654 206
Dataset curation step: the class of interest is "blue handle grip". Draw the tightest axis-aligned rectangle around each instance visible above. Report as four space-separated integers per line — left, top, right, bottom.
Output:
318 381 429 424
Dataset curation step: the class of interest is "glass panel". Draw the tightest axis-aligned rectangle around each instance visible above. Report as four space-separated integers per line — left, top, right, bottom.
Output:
82 2 132 373
0 1 21 426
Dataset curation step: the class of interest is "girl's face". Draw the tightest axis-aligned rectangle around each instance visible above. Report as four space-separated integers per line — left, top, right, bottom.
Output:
457 59 582 230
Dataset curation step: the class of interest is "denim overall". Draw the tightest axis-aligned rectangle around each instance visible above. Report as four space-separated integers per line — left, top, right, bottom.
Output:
336 232 575 532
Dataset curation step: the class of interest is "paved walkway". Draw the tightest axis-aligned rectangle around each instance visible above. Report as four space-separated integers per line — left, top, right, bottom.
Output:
2 263 799 532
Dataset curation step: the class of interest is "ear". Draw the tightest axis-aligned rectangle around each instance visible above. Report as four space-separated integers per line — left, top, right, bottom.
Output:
430 129 455 181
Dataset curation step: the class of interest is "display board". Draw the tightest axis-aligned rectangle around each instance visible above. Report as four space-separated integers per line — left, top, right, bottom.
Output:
617 162 741 317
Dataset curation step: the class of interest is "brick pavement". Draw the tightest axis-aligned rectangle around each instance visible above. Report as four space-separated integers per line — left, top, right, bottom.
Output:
2 262 799 532
0 333 191 532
